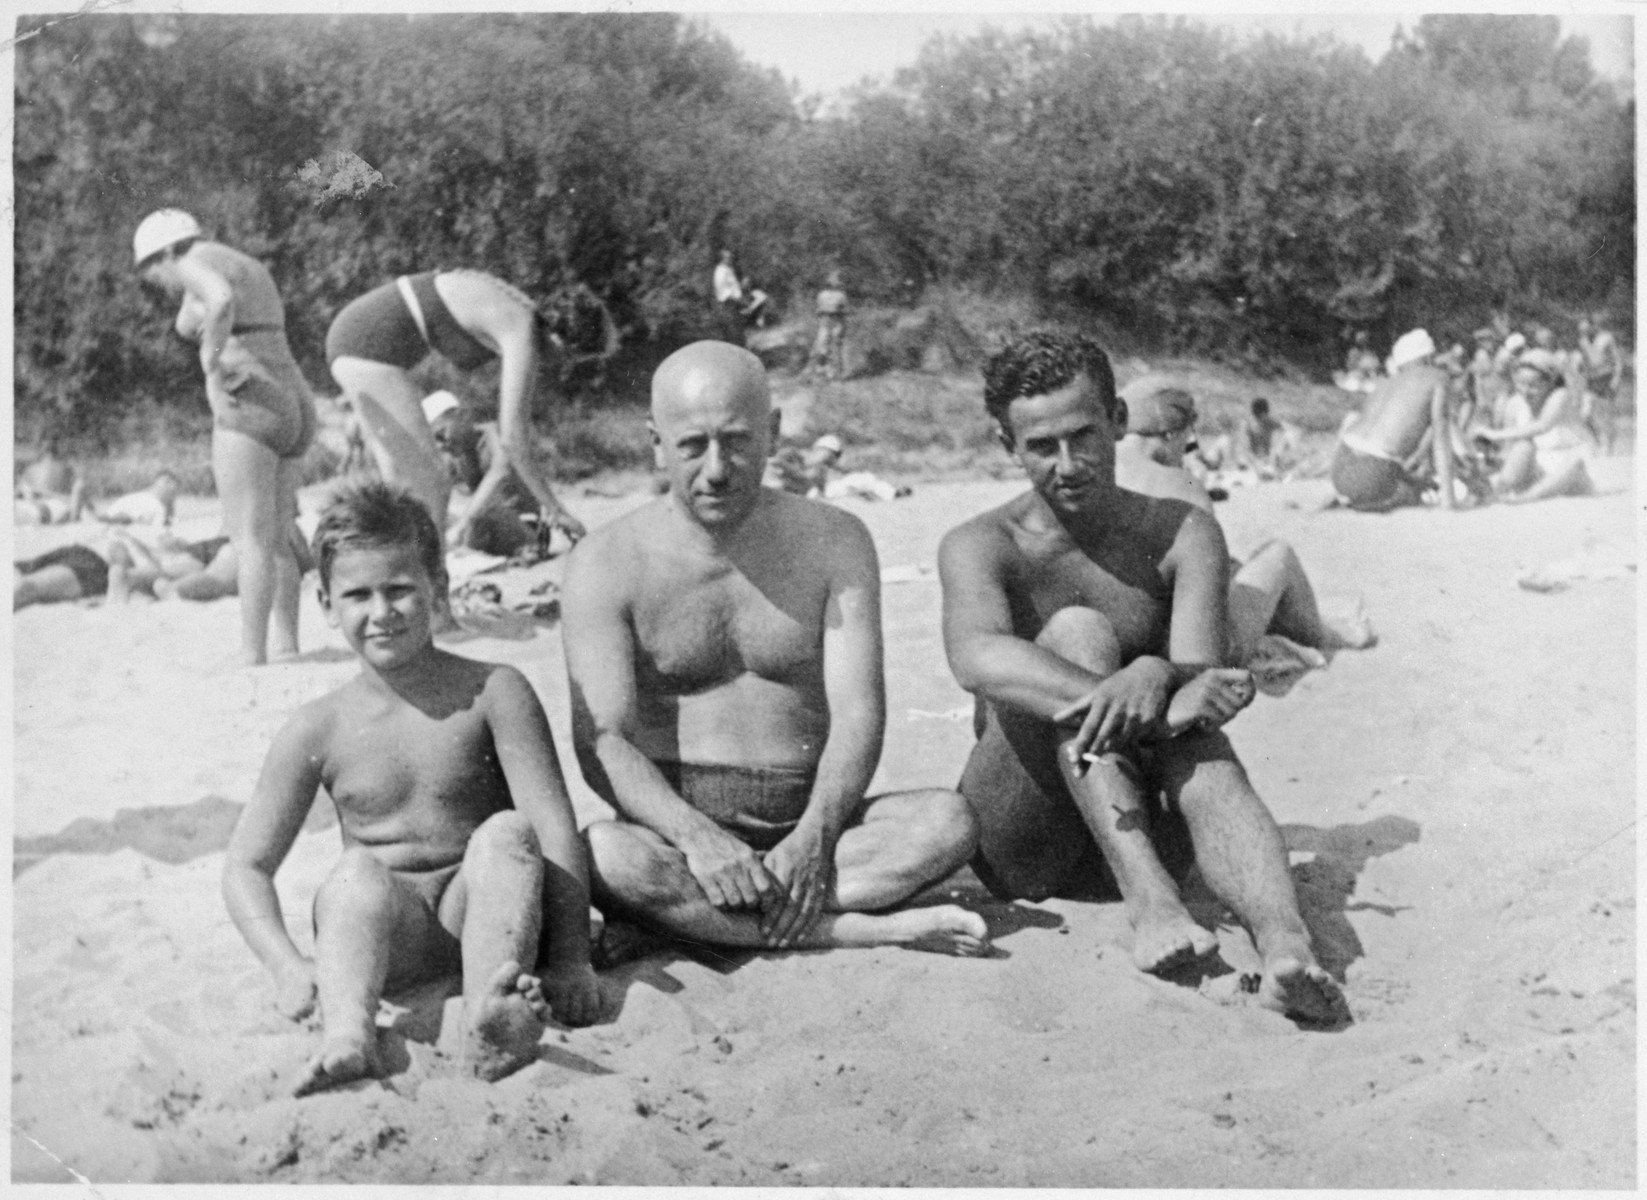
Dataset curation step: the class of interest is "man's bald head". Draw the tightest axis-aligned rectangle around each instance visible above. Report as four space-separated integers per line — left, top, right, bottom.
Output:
650 341 777 530
651 340 771 428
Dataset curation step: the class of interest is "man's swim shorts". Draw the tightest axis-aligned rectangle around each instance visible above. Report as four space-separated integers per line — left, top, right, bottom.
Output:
658 761 814 852
1330 442 1414 512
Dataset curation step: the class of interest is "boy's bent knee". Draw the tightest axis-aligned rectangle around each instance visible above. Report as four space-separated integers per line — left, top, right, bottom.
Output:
316 848 397 913
1036 607 1121 672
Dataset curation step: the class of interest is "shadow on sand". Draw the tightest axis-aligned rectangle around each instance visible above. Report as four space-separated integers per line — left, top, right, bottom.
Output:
14 791 339 878
1280 813 1422 978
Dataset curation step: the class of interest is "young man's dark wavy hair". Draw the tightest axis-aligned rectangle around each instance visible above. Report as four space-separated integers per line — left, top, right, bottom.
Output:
982 330 1121 432
312 480 447 594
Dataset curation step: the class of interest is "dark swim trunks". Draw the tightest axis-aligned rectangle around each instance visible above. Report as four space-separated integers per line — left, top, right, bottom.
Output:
1330 442 1415 512
325 281 426 369
658 761 814 852
325 273 498 372
409 273 497 370
184 536 232 565
15 544 109 597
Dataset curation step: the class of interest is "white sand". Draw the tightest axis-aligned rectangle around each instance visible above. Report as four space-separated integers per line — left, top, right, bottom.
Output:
11 463 1635 1185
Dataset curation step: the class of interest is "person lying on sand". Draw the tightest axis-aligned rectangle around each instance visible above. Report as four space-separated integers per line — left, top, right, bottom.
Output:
1114 379 1374 664
14 543 114 609
938 331 1345 1023
767 434 912 502
106 530 236 602
105 524 313 604
564 341 987 956
1330 328 1464 512
222 481 600 1097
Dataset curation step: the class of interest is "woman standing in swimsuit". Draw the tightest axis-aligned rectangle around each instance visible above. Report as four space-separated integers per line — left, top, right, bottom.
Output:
325 269 585 545
133 210 316 665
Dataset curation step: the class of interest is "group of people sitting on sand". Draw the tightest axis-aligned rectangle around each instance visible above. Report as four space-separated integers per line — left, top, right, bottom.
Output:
1330 317 1623 512
224 334 1354 1097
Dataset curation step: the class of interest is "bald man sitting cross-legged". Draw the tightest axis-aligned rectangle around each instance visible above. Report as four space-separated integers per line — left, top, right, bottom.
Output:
564 341 988 956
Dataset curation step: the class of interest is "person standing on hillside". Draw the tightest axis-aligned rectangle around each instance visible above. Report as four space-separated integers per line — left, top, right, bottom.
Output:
325 269 585 548
712 249 744 341
1577 314 1623 454
809 270 849 381
133 209 316 665
1330 329 1458 512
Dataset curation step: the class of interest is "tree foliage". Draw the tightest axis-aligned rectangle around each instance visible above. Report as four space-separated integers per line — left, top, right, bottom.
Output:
14 12 1632 443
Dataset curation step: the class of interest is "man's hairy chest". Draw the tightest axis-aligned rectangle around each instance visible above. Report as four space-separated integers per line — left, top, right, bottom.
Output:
632 568 827 693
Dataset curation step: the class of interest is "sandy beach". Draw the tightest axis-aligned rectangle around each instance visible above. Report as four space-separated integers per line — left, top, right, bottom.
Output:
11 459 1636 1186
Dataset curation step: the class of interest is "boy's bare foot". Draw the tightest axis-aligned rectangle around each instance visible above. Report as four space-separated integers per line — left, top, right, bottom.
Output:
293 1031 382 1097
893 905 991 957
1258 954 1347 1024
272 966 317 1022
1131 903 1217 973
461 961 549 1082
1164 668 1255 735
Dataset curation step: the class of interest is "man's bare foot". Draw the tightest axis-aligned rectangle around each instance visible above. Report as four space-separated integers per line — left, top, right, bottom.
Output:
1131 904 1218 973
293 1031 382 1097
238 646 268 667
1164 668 1255 735
893 905 991 957
461 961 549 1082
1257 954 1346 1024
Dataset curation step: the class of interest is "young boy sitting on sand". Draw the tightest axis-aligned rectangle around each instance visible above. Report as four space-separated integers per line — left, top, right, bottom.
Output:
222 481 600 1097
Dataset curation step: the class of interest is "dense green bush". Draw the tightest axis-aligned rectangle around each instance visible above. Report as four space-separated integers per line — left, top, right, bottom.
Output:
14 13 1632 448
